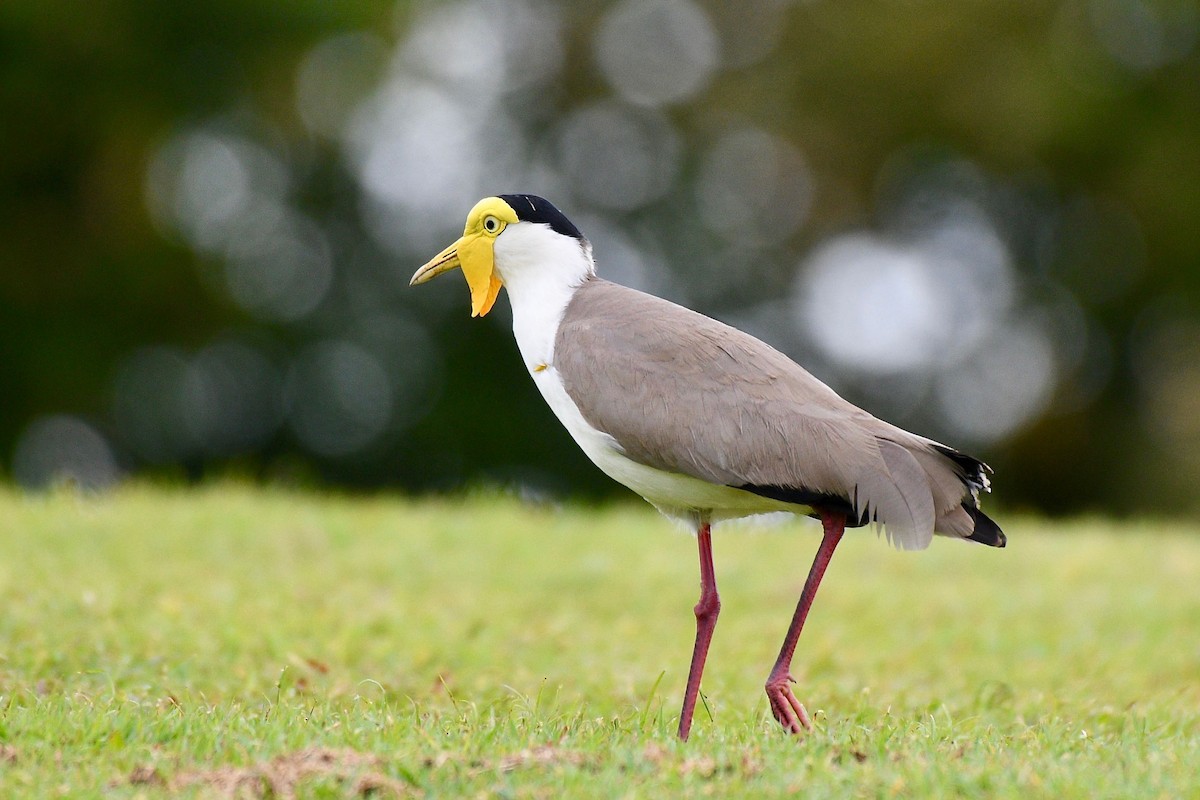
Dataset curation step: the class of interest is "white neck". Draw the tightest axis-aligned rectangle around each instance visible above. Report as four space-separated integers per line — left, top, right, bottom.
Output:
493 223 594 369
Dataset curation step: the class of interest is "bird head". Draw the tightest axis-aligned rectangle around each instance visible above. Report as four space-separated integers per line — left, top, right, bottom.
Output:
410 195 588 317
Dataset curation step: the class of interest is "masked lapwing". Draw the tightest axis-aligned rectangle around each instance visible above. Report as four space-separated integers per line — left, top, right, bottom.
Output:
411 194 1004 740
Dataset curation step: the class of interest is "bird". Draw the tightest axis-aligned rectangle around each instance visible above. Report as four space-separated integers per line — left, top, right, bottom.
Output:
410 194 1004 741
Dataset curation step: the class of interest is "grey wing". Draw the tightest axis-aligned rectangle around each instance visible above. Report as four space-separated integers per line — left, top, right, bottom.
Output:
555 279 975 550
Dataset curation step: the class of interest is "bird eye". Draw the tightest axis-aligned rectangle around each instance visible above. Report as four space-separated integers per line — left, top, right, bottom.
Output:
483 215 501 233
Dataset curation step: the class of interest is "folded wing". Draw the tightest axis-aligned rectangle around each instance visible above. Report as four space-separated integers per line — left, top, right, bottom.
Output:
554 278 1001 550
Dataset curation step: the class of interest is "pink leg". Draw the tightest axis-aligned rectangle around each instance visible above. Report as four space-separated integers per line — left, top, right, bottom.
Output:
765 512 846 733
678 522 720 741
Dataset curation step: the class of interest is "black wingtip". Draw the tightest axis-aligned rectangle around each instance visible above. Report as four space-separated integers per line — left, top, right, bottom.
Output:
964 504 1006 548
933 444 992 493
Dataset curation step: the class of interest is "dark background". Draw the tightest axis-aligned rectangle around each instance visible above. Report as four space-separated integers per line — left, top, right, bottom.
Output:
3 0 1199 516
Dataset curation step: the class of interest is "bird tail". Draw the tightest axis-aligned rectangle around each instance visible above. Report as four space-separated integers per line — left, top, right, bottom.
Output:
923 444 1005 548
963 503 1006 548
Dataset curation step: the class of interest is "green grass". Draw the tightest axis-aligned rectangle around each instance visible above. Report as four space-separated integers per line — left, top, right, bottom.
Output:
0 484 1197 798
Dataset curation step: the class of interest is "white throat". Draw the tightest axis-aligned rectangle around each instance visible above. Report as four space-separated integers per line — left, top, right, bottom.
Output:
493 223 594 369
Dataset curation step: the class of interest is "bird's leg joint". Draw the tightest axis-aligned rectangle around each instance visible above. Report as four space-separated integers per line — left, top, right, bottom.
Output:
693 589 721 622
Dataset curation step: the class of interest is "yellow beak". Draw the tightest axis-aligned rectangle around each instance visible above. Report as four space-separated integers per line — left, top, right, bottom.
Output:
410 234 503 317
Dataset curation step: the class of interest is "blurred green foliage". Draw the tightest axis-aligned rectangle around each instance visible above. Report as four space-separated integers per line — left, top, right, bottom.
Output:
2 0 1198 515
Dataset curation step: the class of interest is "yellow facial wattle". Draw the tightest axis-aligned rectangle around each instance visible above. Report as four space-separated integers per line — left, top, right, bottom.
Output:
456 233 503 317
409 197 519 317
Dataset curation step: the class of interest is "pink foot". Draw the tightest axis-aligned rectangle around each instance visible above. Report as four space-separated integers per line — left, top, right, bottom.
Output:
765 674 813 734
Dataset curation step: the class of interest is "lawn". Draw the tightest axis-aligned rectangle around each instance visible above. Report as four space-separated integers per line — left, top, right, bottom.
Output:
0 484 1197 798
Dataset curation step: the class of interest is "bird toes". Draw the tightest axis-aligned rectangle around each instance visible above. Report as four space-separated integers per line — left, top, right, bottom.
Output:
766 683 814 734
